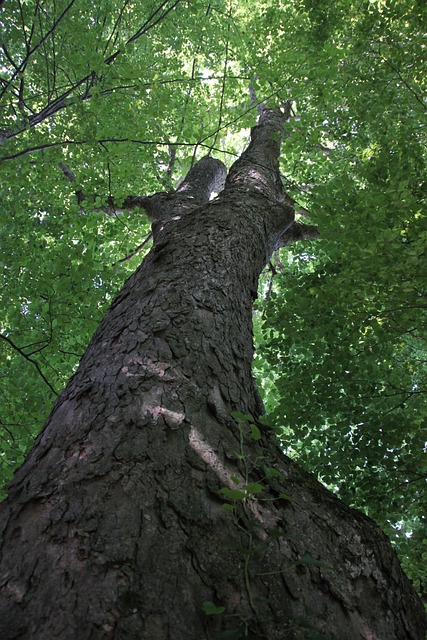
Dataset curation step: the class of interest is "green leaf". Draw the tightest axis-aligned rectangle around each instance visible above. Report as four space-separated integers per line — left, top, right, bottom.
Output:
230 411 254 423
249 423 262 441
222 503 236 512
220 487 247 501
202 601 225 615
263 466 282 479
278 492 294 502
243 482 265 494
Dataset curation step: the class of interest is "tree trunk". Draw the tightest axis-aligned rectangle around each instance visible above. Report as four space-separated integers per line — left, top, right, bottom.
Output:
0 107 425 640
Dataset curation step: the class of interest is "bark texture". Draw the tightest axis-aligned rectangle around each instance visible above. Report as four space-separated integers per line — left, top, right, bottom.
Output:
0 107 425 640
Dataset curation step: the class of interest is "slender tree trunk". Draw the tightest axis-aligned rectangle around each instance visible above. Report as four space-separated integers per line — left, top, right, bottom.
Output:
0 108 425 640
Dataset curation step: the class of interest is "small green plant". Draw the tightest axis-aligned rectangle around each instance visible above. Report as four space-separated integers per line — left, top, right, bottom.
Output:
204 411 328 638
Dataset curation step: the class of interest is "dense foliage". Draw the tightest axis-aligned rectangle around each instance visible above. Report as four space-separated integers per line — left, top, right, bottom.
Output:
1 0 426 595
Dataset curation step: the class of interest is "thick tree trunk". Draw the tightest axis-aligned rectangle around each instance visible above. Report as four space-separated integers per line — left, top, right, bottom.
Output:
0 108 425 640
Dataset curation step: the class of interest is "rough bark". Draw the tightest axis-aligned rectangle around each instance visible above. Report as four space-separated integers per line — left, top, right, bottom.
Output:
0 107 425 640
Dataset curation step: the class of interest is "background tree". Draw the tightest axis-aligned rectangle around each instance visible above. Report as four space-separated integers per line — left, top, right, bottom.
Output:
0 0 426 620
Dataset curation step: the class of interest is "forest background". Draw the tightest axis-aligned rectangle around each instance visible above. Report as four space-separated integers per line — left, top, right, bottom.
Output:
0 0 426 599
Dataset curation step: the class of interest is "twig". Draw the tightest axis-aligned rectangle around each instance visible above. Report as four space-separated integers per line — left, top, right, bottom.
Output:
0 334 59 396
112 231 153 266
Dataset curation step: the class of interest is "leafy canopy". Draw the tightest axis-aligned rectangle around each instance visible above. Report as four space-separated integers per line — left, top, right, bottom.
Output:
1 0 426 594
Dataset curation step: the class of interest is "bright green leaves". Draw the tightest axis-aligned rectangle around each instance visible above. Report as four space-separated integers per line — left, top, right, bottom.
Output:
0 150 153 494
248 0 427 594
253 2 427 586
0 0 249 496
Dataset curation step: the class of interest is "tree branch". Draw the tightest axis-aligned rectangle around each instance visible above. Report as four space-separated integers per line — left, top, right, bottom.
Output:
1 1 184 141
59 155 227 224
276 220 320 247
112 231 153 266
0 0 77 102
0 334 59 396
0 137 238 162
